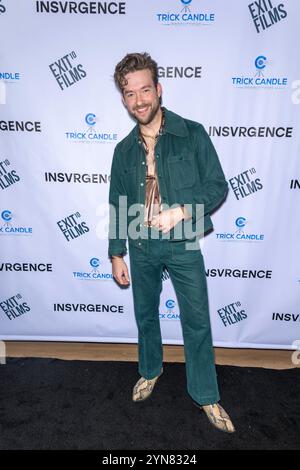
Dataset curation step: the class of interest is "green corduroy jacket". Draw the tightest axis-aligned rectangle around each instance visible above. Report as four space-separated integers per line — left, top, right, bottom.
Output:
108 107 228 257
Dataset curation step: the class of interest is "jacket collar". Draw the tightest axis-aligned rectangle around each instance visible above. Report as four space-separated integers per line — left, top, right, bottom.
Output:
120 107 188 152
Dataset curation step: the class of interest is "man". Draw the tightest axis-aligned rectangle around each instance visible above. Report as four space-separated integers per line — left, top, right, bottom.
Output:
108 52 235 433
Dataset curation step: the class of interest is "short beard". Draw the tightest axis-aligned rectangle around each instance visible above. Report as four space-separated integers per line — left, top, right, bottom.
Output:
133 99 160 126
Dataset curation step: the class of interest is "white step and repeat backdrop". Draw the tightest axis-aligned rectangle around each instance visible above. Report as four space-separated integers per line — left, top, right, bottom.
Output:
1 0 300 349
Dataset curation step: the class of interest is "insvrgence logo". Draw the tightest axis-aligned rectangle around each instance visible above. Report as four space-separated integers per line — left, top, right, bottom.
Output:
36 1 126 14
158 66 202 79
290 179 300 190
209 125 293 138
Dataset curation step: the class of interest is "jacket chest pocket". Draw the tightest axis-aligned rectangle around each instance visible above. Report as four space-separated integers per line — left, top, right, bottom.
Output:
123 165 137 200
168 155 195 189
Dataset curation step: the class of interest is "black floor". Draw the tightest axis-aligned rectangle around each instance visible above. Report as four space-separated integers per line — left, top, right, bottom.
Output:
0 358 299 450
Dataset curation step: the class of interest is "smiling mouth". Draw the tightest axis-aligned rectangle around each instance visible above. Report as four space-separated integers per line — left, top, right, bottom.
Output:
135 106 149 114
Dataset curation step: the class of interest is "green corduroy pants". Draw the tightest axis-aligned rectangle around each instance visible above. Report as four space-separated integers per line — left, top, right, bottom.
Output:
128 235 220 406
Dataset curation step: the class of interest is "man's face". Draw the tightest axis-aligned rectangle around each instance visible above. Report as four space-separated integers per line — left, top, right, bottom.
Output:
122 69 162 125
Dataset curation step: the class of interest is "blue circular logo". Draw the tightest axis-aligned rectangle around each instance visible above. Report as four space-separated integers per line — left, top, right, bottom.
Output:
255 56 267 70
90 258 100 268
235 217 246 228
2 210 12 222
181 0 192 4
85 113 96 126
166 299 175 309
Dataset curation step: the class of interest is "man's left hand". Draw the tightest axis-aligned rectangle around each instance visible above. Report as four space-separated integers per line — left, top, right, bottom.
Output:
151 207 186 233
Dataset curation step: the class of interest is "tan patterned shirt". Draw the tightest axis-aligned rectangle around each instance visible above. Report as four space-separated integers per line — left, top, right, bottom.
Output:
140 110 165 227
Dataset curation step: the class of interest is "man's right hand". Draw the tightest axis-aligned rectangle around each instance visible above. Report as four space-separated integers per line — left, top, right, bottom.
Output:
111 257 130 286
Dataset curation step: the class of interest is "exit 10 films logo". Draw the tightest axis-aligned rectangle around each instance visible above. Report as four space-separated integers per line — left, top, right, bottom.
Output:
65 113 118 144
217 301 247 327
229 167 263 201
49 51 87 91
232 56 288 88
57 212 89 241
0 293 31 321
248 1 287 34
0 159 20 190
156 0 215 26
